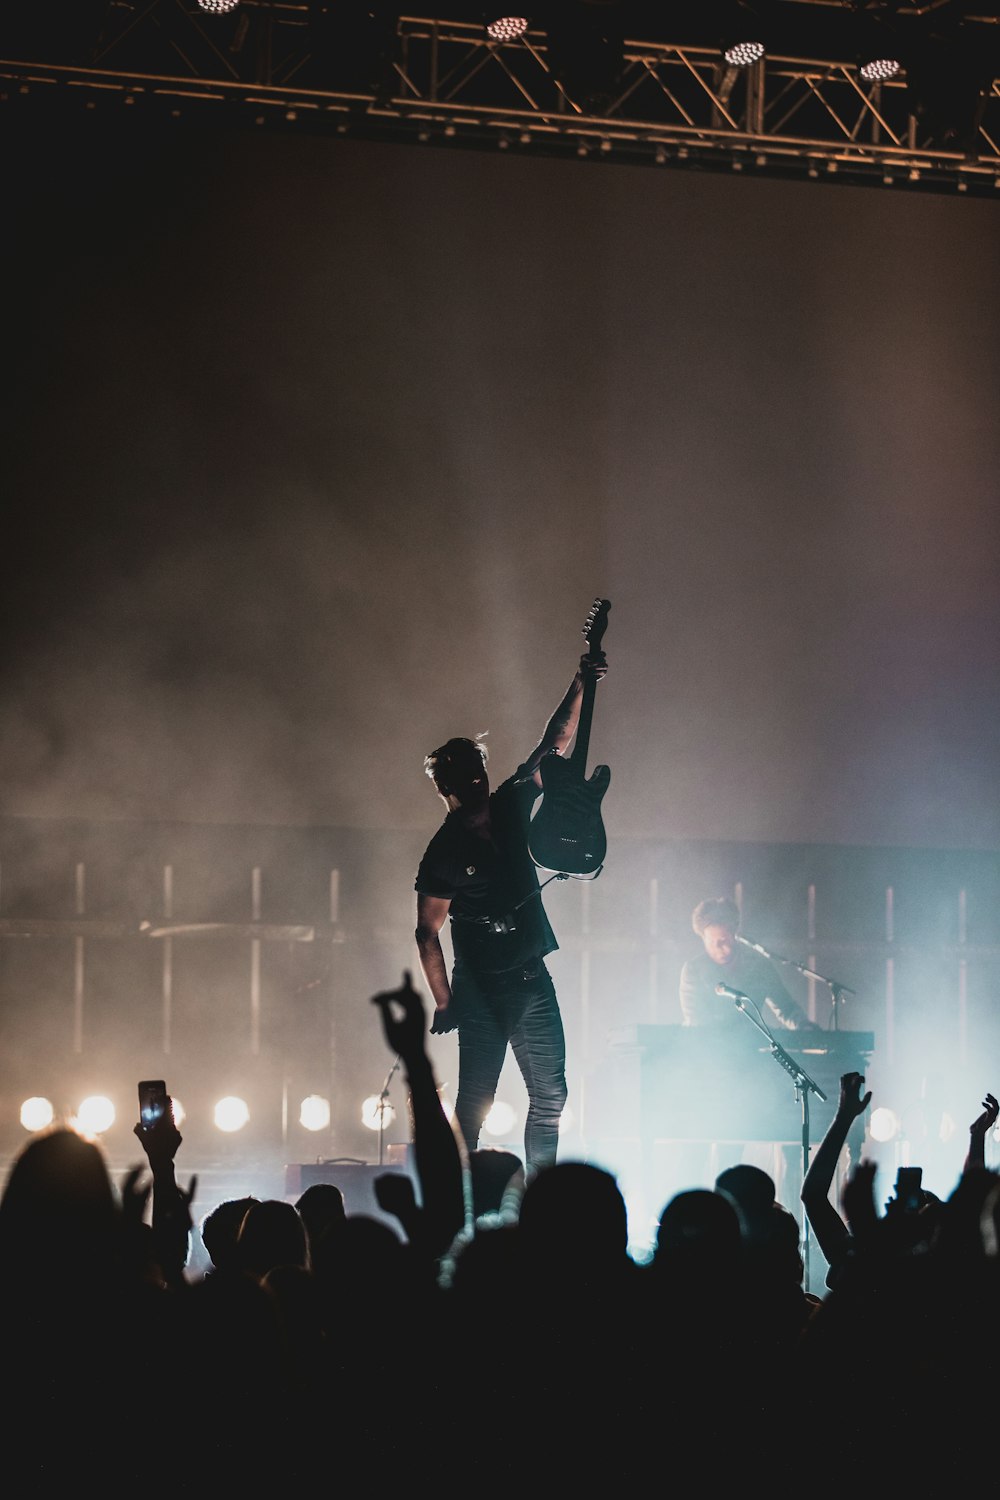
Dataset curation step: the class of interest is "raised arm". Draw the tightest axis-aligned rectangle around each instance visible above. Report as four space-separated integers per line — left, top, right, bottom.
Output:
963 1091 999 1175
371 972 466 1259
801 1070 871 1274
519 652 607 787
131 1101 197 1289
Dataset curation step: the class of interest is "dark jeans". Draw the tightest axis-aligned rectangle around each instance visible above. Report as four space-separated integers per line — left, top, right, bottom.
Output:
452 956 567 1174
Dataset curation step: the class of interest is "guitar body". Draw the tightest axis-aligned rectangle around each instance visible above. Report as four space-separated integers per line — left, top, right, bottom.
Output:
528 596 611 875
529 752 610 874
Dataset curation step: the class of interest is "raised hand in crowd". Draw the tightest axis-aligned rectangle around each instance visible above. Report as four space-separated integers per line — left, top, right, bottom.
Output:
132 1094 197 1288
801 1070 872 1285
963 1089 999 1175
373 1169 422 1243
839 1156 881 1250
371 968 428 1067
371 971 466 1258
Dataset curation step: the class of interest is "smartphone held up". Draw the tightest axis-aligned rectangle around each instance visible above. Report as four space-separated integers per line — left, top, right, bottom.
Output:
138 1079 170 1133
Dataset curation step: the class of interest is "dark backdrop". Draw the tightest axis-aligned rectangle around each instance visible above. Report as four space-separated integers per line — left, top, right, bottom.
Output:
1 109 998 1243
3 111 999 848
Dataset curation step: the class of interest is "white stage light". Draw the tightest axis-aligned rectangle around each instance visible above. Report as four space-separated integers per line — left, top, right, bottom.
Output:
76 1095 116 1134
483 1100 517 1137
860 57 901 83
20 1097 54 1132
724 41 765 67
214 1096 250 1133
361 1095 396 1131
300 1095 331 1132
198 0 240 13
486 16 529 43
869 1106 900 1142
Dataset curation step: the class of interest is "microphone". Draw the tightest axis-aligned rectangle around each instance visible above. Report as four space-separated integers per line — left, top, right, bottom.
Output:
716 981 752 1004
735 934 769 957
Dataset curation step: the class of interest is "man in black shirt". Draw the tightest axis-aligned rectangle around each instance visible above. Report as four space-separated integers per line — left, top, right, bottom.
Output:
414 649 607 1175
680 896 815 1032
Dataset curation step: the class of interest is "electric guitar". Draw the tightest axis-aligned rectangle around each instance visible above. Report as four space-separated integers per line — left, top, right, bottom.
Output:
528 598 611 875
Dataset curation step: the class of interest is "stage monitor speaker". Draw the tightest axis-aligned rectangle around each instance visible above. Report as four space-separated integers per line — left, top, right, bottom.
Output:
285 1155 413 1227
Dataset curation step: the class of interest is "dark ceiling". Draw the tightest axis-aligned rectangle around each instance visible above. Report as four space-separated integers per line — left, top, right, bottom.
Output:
2 3 1000 192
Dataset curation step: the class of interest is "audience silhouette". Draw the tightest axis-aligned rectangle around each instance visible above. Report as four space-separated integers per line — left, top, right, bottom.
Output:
1 978 995 1486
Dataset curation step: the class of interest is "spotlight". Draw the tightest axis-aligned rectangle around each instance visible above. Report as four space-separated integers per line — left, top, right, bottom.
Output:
720 1 773 67
214 1096 250 1133
869 1106 900 1142
198 0 240 11
75 1095 116 1135
725 40 764 68
299 1095 331 1132
854 3 903 84
20 1097 54 1132
483 1099 517 1137
860 57 901 83
361 1095 396 1131
485 14 529 43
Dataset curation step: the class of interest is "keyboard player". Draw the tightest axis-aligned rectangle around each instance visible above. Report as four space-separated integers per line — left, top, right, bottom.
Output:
680 896 821 1033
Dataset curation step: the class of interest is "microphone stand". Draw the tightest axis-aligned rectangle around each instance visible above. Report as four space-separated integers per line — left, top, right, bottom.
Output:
739 936 856 1031
729 991 827 1293
376 1055 401 1168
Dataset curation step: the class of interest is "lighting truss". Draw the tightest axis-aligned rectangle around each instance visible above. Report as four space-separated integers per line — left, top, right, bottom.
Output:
1 5 999 194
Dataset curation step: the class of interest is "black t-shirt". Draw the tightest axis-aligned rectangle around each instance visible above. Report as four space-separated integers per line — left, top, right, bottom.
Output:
678 948 808 1030
414 773 557 975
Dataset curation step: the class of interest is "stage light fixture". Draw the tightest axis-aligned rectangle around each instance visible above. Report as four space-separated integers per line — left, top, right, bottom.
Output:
720 1 773 68
485 14 529 43
726 41 764 67
853 2 903 84
299 1095 331 1132
860 56 901 83
869 1105 900 1142
198 0 240 12
361 1095 396 1131
214 1096 250 1133
20 1097 54 1132
483 1099 517 1137
75 1095 116 1135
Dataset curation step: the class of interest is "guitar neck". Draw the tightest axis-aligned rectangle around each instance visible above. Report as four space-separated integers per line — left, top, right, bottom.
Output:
569 598 609 773
570 671 597 770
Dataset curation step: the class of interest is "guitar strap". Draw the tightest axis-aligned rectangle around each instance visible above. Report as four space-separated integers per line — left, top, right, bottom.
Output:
454 867 601 934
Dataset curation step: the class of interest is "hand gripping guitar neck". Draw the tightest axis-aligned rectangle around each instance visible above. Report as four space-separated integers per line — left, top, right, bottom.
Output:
528 598 611 876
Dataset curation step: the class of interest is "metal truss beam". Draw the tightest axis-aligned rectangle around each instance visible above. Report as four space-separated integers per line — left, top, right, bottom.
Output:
1 5 999 194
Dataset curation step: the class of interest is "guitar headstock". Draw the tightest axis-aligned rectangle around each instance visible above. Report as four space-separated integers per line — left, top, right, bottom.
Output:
582 598 611 657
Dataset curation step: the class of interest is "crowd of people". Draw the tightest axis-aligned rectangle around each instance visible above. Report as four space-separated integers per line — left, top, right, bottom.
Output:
3 969 998 1486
